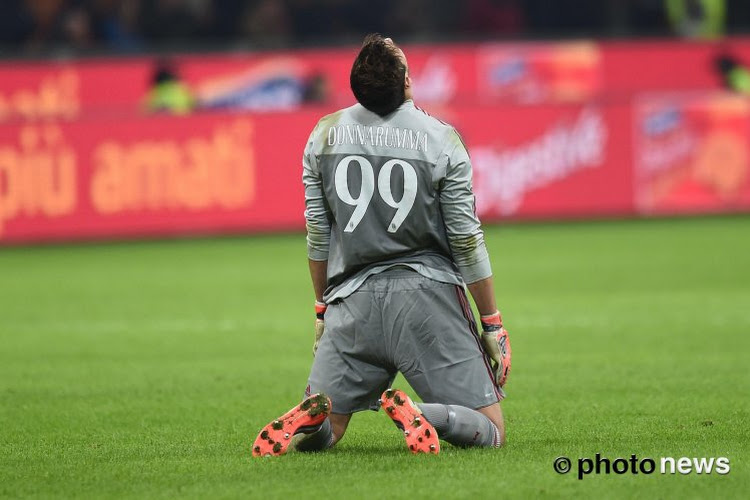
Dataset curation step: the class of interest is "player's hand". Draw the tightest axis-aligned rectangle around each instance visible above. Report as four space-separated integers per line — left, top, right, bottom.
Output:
313 301 327 356
480 311 511 388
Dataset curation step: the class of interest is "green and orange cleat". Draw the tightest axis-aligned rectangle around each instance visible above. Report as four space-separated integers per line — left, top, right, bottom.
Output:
252 393 332 457
380 388 439 455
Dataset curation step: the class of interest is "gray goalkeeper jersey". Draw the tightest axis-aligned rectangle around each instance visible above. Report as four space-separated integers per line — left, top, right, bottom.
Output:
303 99 492 302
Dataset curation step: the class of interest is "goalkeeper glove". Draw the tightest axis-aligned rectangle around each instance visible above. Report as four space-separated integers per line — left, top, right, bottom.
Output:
313 301 326 356
480 311 512 388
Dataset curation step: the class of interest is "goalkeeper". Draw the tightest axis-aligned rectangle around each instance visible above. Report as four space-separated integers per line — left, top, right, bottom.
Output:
253 34 511 456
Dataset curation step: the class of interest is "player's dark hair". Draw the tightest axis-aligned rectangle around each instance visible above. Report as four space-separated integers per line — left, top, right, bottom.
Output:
350 34 407 116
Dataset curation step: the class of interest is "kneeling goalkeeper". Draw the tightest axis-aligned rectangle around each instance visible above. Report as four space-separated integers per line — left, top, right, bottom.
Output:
253 34 511 456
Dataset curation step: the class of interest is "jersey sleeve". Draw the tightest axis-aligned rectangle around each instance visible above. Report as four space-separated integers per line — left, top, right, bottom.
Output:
438 128 492 284
302 125 331 261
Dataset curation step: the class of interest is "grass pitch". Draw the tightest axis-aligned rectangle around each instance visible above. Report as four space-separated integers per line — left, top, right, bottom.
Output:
1 217 748 499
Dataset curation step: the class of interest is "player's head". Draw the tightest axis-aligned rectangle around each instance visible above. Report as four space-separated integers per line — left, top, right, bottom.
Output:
350 34 412 116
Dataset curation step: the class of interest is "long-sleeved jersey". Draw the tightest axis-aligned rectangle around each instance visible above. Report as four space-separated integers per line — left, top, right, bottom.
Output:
303 99 492 302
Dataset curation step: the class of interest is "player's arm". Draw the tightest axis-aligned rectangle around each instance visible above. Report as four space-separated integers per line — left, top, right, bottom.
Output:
438 129 493 295
303 125 331 354
439 129 511 388
308 259 328 302
308 259 328 355
467 276 498 316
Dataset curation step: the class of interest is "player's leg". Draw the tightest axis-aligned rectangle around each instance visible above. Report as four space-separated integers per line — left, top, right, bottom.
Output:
301 288 395 452
328 413 351 445
294 412 351 451
385 271 505 449
417 401 503 448
476 402 505 445
379 388 502 451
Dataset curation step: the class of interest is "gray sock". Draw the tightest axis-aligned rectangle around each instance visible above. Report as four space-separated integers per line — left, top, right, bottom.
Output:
418 403 500 448
294 418 334 452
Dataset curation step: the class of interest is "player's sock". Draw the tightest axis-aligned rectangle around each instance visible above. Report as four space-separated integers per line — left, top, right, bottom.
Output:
417 403 501 448
293 418 334 452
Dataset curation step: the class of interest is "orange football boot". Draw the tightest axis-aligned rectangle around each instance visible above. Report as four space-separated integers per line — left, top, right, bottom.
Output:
252 393 331 457
380 388 439 455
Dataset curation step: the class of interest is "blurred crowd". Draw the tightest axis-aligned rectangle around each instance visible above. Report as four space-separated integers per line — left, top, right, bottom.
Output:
0 0 747 56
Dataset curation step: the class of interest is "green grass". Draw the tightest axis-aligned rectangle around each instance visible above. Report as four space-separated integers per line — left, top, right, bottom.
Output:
1 216 748 499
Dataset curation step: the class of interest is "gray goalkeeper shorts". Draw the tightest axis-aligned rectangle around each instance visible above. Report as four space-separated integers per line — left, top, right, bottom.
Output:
306 267 502 414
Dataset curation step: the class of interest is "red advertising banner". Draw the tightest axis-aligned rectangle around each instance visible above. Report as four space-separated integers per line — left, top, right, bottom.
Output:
4 37 749 123
633 92 750 215
2 92 749 244
476 41 602 104
0 59 149 122
602 38 750 96
0 46 475 122
0 111 323 243
1 101 639 244
455 103 633 220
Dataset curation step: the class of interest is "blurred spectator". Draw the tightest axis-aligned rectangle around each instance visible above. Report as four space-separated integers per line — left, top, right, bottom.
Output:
386 0 441 39
0 0 749 56
666 0 726 39
145 59 195 114
60 3 96 49
88 0 143 51
238 0 292 46
302 73 329 103
21 0 67 52
462 0 525 37
715 52 750 94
